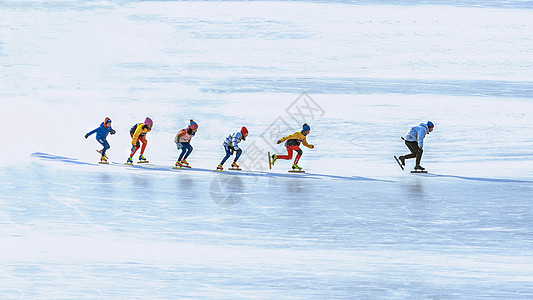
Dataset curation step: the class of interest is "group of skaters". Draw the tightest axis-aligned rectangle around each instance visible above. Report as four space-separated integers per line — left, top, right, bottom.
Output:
85 117 435 172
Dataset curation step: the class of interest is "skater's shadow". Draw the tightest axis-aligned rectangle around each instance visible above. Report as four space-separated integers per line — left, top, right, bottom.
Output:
30 152 392 183
427 173 532 183
31 152 94 165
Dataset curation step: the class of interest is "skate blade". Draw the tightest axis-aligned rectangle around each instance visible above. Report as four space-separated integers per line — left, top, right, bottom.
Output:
172 166 184 169
410 170 428 173
213 169 224 172
124 163 133 165
288 170 305 173
137 161 149 164
229 168 242 171
394 156 404 170
98 161 109 164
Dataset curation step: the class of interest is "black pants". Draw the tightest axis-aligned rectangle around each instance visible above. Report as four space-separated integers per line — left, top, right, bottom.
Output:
403 140 423 166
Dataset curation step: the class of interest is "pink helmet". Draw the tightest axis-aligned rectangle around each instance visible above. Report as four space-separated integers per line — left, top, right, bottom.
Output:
144 117 153 126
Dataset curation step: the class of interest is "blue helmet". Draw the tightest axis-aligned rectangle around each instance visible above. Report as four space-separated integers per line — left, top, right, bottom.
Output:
302 124 311 132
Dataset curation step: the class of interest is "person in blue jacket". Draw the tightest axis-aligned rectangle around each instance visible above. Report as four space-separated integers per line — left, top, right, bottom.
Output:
397 121 434 171
85 117 116 162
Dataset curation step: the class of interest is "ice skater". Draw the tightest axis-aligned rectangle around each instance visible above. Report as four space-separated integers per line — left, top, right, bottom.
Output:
174 120 198 168
216 126 248 171
271 123 314 171
85 117 116 163
127 117 153 164
396 121 434 171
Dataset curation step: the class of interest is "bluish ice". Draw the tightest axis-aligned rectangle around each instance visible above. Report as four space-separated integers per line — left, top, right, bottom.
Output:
1 0 533 298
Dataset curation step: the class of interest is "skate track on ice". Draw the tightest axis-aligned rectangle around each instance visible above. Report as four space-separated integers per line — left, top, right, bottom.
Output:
31 152 532 184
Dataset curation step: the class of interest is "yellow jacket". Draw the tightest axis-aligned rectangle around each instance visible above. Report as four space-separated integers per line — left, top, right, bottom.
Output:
279 131 314 148
131 123 151 145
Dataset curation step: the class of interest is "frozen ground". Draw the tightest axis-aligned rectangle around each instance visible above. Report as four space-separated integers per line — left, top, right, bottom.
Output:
1 0 533 299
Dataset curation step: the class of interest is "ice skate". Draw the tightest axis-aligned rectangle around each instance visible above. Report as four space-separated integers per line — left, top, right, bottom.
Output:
229 162 241 170
289 163 305 173
138 154 149 163
411 165 428 173
125 157 133 165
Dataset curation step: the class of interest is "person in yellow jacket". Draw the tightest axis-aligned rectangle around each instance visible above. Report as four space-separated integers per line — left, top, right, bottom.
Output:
271 123 314 170
126 117 153 164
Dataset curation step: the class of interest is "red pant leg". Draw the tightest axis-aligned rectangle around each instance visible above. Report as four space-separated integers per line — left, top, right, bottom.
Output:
277 145 301 160
139 135 148 154
276 146 294 160
292 146 302 164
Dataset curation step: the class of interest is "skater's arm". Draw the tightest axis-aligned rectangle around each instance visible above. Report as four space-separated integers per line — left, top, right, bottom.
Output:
231 133 242 150
85 127 98 138
131 125 144 145
417 127 427 148
301 137 314 149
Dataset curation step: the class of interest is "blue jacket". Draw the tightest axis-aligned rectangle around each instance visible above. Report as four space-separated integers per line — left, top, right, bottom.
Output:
87 122 115 140
404 123 430 148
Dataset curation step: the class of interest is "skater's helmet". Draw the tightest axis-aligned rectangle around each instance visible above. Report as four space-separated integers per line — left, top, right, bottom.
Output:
302 124 311 132
144 117 153 126
104 117 112 125
188 120 198 130
241 126 248 136
427 121 434 128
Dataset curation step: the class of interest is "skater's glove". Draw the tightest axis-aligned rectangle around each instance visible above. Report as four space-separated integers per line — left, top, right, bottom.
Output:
110 129 116 135
84 133 89 139
276 140 282 144
309 144 314 149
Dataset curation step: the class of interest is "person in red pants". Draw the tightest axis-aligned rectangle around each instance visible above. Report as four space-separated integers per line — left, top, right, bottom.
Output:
271 124 314 170
127 117 153 164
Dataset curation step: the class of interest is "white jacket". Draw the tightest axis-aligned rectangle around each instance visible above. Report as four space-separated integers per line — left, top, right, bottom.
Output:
223 132 244 151
404 123 430 148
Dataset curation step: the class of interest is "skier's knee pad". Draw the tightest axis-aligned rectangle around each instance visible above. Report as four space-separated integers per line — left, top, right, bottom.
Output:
296 149 303 156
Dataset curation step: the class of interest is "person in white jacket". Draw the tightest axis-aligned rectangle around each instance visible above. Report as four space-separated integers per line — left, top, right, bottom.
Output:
216 126 248 171
398 121 434 171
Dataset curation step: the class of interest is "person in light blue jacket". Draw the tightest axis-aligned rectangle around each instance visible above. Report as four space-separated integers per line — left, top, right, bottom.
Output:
398 121 434 171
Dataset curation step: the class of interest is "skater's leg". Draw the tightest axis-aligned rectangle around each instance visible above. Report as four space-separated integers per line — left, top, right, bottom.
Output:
234 148 243 162
415 148 423 166
183 143 193 160
276 146 294 160
97 138 110 156
130 143 140 157
178 142 189 161
139 136 148 155
220 145 233 166
403 141 419 160
293 147 303 164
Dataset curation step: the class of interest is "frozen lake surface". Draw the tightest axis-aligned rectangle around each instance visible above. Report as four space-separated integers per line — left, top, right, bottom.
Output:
1 0 533 298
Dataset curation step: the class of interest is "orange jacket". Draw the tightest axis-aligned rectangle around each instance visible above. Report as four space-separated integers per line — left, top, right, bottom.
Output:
279 131 314 148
